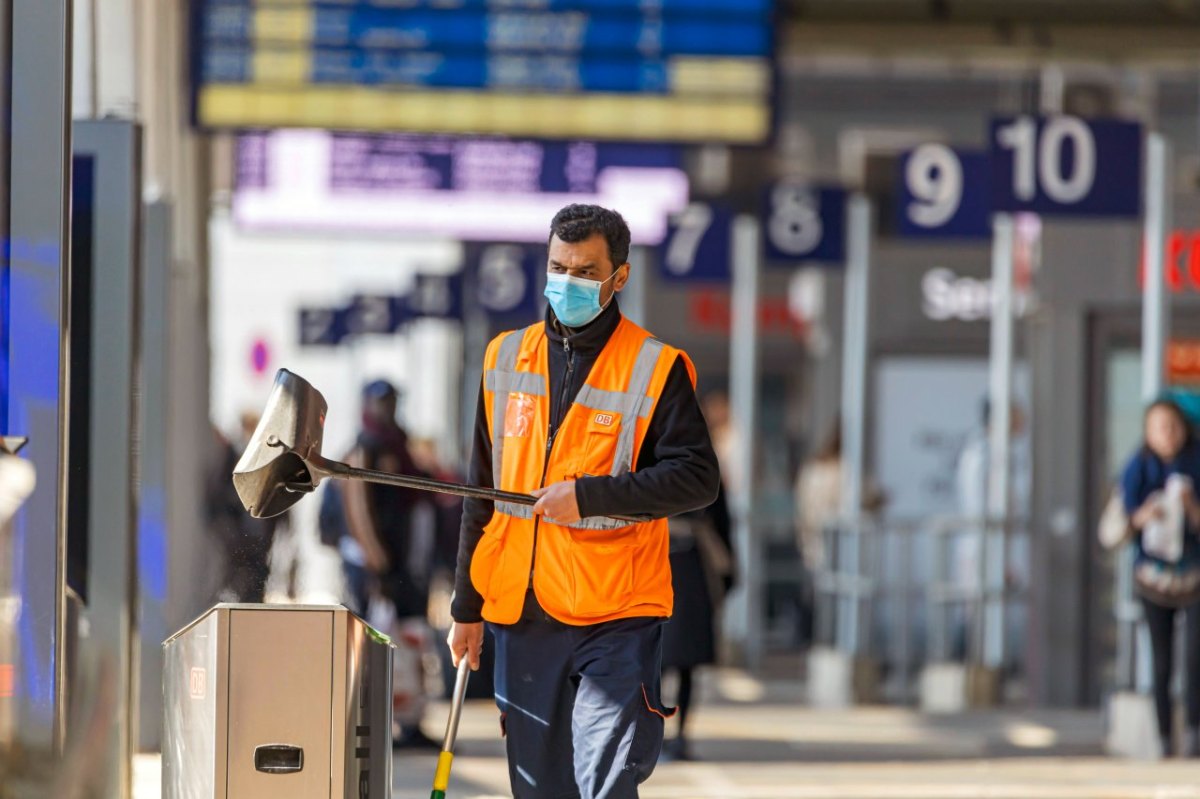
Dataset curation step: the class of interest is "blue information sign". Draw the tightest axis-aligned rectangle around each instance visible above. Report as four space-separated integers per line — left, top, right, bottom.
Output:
406 273 464 321
194 1 773 141
989 116 1142 218
763 184 845 265
203 7 771 58
896 146 990 239
658 203 732 283
299 306 348 346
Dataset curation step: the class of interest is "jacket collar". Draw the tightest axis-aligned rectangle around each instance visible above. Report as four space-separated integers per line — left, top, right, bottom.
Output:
544 295 622 356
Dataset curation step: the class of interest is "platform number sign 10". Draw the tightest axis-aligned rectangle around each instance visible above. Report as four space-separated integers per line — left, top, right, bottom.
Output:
989 116 1142 218
897 145 990 239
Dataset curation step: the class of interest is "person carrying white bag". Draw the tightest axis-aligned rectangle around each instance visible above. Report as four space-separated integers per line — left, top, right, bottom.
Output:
1118 399 1200 758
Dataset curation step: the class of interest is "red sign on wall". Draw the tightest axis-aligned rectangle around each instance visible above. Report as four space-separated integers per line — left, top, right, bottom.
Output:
1139 230 1200 293
1168 340 1200 384
688 290 807 337
0 663 13 698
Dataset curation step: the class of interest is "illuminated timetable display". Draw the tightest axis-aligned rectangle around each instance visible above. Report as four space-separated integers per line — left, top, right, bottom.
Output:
194 0 774 143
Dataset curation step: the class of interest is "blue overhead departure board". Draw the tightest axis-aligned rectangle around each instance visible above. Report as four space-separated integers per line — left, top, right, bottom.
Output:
194 0 774 143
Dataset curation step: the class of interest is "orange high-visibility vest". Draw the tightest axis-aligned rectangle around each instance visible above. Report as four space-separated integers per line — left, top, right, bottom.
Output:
469 316 697 626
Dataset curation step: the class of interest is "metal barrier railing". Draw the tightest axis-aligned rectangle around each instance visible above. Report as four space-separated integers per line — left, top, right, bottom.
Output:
813 514 1030 703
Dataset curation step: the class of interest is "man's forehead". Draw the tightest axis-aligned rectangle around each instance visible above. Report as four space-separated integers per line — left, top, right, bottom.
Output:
549 234 613 267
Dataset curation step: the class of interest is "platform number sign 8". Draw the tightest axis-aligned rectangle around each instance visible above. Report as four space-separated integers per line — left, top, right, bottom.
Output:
989 116 1141 218
768 185 823 256
763 185 845 265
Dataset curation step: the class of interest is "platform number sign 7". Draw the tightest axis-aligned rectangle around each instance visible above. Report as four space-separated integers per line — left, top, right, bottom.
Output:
989 116 1142 218
659 203 731 282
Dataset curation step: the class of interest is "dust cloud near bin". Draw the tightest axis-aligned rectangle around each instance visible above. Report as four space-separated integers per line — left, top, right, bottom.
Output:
162 604 393 799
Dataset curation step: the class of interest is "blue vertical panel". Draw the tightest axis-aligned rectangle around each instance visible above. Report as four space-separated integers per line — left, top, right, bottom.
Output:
1 243 8 428
8 0 73 748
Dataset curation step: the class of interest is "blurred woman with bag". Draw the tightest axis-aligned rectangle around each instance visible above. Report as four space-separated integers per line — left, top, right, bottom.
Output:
1118 399 1200 758
660 485 734 761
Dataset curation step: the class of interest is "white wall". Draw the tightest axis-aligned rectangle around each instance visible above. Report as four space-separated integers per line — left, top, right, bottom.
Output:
208 213 465 462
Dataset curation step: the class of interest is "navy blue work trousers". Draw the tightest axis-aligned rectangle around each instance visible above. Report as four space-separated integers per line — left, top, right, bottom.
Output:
489 591 673 799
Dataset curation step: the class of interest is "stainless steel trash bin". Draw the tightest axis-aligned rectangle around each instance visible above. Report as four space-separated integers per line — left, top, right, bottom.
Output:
163 604 393 799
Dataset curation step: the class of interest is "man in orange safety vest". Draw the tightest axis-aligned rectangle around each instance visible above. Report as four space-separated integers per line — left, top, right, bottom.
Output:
448 204 721 798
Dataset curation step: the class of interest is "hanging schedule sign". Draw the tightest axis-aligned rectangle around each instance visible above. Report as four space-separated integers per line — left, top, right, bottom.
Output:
989 116 1142 218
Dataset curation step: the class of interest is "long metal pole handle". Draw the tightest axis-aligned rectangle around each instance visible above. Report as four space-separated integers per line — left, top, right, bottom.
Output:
431 659 472 799
322 459 645 524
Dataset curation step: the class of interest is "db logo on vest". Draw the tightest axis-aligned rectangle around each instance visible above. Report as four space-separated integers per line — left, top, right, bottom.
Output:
594 413 614 426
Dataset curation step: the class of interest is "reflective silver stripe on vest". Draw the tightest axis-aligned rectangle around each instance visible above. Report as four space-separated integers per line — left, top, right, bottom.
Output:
498 501 629 530
574 385 655 420
485 369 547 397
608 338 665 477
488 329 531 485
491 333 666 531
496 501 533 519
554 514 634 531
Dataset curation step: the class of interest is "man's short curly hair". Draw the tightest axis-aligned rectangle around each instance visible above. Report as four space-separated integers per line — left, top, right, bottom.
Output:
548 204 631 269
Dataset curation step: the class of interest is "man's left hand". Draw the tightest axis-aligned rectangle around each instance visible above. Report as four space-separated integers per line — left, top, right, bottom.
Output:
531 480 581 524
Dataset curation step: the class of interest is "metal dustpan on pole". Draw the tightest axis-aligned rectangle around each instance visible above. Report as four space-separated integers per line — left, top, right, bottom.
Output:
232 369 329 518
234 368 643 521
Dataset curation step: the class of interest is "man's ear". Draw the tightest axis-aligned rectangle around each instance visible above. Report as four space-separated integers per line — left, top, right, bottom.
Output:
614 263 631 292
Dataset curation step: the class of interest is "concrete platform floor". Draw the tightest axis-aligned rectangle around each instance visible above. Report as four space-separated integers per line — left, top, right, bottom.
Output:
134 670 1199 799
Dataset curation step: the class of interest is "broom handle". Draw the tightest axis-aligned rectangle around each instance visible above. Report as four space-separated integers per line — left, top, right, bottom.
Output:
323 461 645 524
431 659 471 799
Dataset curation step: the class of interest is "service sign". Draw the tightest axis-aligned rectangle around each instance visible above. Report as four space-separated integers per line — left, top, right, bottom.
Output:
989 116 1142 218
896 146 990 239
762 184 846 265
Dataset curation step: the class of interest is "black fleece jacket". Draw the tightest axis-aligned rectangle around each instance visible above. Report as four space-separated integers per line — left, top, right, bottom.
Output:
451 299 721 623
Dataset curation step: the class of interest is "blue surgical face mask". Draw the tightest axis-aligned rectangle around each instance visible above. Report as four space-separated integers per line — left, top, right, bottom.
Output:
544 272 617 328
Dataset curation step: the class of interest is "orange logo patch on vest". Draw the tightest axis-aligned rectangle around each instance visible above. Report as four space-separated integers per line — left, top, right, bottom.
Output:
594 413 615 427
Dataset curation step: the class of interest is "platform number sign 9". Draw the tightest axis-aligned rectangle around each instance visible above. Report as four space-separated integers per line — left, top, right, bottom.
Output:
989 116 1142 218
763 185 845 265
897 145 990 239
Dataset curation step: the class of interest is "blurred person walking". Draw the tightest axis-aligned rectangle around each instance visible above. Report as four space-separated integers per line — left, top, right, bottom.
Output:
1120 399 1200 758
660 484 734 761
447 204 720 799
342 379 440 748
952 399 1031 666
794 417 885 644
206 414 282 603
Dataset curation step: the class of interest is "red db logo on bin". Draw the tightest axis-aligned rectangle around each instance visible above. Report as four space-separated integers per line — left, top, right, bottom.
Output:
594 413 614 427
189 667 207 700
